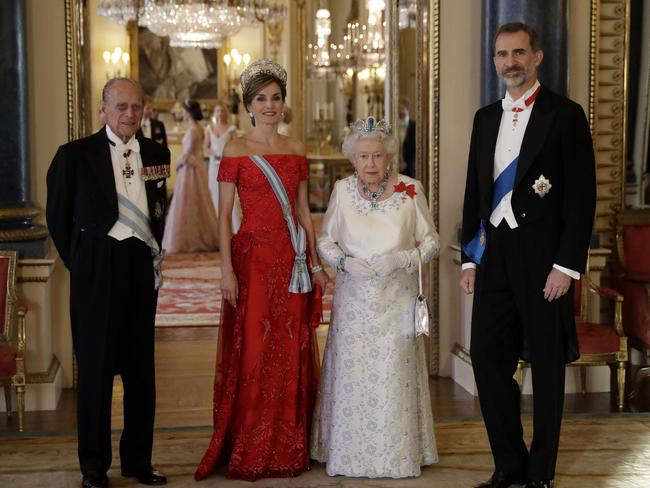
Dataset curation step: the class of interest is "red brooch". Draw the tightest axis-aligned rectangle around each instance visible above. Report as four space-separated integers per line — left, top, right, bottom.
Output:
394 182 416 198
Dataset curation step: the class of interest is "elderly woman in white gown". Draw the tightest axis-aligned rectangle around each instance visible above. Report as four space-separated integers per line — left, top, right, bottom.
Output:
311 116 440 478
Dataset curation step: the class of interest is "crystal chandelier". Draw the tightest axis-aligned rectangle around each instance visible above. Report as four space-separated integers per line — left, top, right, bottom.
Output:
238 0 287 26
140 0 245 49
97 0 141 25
340 0 386 70
98 0 287 49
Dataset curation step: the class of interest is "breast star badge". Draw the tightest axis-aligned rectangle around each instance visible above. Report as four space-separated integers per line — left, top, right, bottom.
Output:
532 175 552 198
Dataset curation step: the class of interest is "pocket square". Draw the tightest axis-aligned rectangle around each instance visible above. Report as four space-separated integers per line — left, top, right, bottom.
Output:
156 180 164 188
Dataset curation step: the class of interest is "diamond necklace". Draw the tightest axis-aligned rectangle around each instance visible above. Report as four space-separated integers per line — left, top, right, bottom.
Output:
359 175 389 209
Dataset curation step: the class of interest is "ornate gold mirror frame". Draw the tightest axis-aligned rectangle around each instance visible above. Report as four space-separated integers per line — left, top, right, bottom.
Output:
388 1 440 374
65 0 91 142
425 0 441 375
589 0 629 249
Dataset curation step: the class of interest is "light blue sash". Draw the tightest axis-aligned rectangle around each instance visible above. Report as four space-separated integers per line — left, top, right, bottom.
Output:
249 155 312 294
462 156 519 264
117 194 165 289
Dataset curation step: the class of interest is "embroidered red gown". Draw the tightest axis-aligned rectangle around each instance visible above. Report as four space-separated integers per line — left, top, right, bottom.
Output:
195 154 320 481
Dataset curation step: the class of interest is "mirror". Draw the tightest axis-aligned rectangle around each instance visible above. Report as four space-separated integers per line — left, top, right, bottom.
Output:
625 0 650 208
303 0 390 211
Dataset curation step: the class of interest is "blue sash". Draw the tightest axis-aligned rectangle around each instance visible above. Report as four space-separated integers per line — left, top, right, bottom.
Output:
117 194 165 289
462 156 519 264
249 155 312 294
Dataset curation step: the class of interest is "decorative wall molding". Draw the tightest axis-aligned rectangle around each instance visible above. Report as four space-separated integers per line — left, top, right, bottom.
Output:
590 0 629 248
26 356 60 384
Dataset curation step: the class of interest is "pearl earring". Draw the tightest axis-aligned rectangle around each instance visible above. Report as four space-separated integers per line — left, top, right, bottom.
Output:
248 112 254 119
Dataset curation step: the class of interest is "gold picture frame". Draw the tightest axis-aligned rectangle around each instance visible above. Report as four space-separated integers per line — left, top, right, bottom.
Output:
127 23 221 112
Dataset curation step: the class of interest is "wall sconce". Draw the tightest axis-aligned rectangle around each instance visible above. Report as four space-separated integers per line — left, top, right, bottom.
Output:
358 64 386 117
102 47 130 79
223 48 251 92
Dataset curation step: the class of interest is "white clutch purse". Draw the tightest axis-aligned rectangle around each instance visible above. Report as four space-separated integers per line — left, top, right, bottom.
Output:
415 253 430 337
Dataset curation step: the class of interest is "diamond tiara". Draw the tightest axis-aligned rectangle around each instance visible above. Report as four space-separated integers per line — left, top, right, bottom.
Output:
240 58 288 92
351 116 391 135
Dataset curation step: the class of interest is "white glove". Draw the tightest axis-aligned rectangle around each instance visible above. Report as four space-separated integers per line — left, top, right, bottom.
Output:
344 257 377 278
370 251 411 277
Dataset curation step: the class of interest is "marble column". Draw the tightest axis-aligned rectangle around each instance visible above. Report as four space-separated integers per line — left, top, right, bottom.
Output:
481 0 568 106
0 0 49 258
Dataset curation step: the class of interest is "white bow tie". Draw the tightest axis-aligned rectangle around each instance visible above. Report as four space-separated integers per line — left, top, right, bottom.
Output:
501 98 527 112
110 137 140 156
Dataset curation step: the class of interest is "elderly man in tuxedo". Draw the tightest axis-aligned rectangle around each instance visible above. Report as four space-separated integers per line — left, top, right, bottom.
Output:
140 96 168 148
459 23 596 488
47 78 169 488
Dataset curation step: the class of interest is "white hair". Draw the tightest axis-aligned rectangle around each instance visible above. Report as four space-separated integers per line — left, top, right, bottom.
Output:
341 131 398 166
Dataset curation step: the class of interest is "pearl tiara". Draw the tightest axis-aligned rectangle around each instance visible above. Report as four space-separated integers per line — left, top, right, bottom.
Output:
240 58 288 92
351 116 391 135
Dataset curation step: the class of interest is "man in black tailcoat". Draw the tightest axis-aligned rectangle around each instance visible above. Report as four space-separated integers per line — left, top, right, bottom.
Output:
140 96 168 148
47 78 169 488
459 23 596 488
398 96 416 178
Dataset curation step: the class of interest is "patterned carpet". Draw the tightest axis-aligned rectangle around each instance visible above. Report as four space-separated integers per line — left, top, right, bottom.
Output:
155 251 333 328
155 253 222 328
2 417 650 487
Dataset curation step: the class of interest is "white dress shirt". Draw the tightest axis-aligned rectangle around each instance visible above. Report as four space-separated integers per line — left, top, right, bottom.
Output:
463 80 579 280
105 126 151 243
141 118 151 139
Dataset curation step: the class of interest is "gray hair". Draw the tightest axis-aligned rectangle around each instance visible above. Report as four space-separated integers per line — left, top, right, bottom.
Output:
341 130 398 166
101 77 143 103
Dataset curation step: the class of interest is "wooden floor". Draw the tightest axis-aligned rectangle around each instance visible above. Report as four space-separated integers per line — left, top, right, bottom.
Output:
2 325 650 435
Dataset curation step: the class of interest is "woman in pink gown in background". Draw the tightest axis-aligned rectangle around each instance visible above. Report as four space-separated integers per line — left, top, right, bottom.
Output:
162 99 219 253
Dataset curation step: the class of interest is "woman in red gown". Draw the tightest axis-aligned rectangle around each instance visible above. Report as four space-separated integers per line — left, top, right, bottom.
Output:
195 59 328 481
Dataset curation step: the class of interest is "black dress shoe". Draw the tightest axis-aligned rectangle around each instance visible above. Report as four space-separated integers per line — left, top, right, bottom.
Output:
81 474 108 488
475 471 527 488
526 481 554 488
121 466 167 486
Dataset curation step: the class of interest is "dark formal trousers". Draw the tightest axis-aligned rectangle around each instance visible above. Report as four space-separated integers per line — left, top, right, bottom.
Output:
70 234 157 477
470 221 570 480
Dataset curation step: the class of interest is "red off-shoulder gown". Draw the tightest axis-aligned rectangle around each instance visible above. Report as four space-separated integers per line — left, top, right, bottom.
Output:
195 154 320 481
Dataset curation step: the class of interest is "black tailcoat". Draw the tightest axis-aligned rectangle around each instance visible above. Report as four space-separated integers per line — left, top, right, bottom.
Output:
137 118 168 148
402 118 416 178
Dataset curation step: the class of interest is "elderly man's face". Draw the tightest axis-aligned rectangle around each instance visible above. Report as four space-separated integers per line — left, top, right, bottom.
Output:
100 81 143 142
493 30 542 89
353 138 389 185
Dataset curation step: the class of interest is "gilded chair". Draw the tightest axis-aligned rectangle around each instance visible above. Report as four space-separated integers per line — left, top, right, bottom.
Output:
572 275 627 410
615 209 650 398
516 270 627 411
0 250 29 431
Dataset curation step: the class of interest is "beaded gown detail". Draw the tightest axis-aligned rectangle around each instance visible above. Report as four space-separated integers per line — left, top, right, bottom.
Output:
195 154 320 481
162 126 219 253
